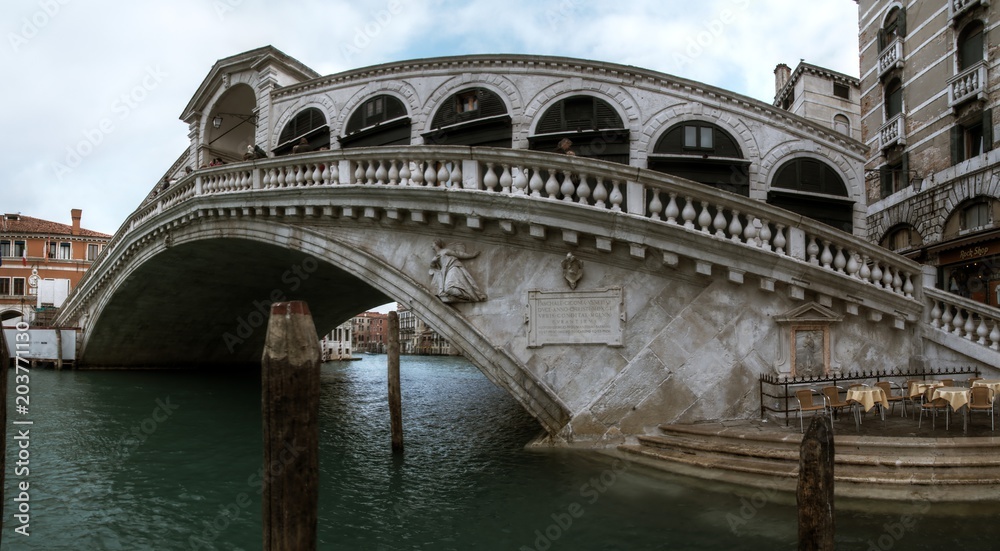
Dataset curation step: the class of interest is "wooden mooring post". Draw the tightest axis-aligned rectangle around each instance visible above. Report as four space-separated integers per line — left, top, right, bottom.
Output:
387 310 403 454
261 301 320 551
797 415 835 551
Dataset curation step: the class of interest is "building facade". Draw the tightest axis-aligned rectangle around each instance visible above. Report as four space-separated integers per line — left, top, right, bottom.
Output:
397 305 453 355
351 311 387 353
320 320 353 361
861 0 1000 307
773 61 862 142
1 210 111 325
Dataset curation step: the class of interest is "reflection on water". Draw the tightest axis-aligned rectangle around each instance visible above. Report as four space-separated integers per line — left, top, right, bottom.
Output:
4 356 1000 550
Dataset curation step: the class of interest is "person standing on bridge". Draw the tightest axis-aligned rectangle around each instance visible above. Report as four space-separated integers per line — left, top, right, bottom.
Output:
430 239 487 303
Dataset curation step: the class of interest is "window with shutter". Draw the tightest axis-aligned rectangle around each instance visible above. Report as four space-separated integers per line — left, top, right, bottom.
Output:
958 21 984 70
275 108 330 155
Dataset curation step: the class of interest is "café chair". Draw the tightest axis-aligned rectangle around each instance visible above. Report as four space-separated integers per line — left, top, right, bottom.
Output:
822 386 858 430
876 381 907 417
795 389 828 433
918 387 949 429
939 379 954 387
968 377 983 385
969 386 995 431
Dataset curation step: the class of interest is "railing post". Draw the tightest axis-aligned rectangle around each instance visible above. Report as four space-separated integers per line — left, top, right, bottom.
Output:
338 160 352 185
788 226 807 261
626 181 645 216
461 159 480 190
195 175 203 196
252 167 262 190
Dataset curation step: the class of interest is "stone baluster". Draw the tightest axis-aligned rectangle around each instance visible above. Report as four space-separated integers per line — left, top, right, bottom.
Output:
758 218 771 250
262 168 273 188
859 255 871 284
903 273 914 298
964 312 976 340
681 197 696 229
665 193 679 224
930 300 942 328
882 265 895 292
329 160 340 185
374 160 387 185
833 246 847 273
500 164 513 194
609 180 623 211
729 210 744 242
990 321 1000 350
591 177 607 207
807 237 820 265
353 162 364 185
576 172 591 205
513 166 528 195
544 170 560 199
365 160 376 185
438 162 451 188
773 224 786 255
529 167 544 197
560 171 575 202
820 240 833 269
387 160 399 185
277 167 288 188
320 162 331 185
952 307 965 337
300 164 312 186
648 189 663 220
871 261 883 288
697 202 712 232
483 163 498 192
424 160 438 187
411 161 424 186
311 164 322 185
976 317 990 345
712 206 727 237
398 160 411 186
846 251 859 278
449 161 462 188
941 304 954 332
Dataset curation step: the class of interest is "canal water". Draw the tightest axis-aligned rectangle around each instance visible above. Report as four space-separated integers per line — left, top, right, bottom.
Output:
4 355 1000 550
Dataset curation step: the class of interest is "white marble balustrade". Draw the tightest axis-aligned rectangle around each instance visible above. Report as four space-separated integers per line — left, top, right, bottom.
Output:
947 61 986 108
928 287 1000 351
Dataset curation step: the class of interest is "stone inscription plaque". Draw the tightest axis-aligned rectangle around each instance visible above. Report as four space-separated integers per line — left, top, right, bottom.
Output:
527 288 624 347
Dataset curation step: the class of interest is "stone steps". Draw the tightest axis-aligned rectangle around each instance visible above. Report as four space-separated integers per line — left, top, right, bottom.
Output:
618 422 1000 500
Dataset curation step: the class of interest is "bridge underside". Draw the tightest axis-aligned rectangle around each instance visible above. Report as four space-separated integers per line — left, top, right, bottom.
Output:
82 238 389 367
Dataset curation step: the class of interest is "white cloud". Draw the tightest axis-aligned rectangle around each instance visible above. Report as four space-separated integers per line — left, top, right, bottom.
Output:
0 0 859 235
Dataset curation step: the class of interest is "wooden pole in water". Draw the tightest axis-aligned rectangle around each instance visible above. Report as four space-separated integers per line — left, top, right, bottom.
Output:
261 301 320 551
387 310 403 454
797 415 835 551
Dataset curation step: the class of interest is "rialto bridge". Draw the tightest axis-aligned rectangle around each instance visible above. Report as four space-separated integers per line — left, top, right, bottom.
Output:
55 48 1000 444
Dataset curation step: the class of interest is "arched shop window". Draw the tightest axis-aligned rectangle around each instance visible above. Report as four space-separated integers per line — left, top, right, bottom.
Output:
340 95 410 148
274 108 330 156
648 122 749 196
528 95 629 164
768 158 853 233
424 87 512 147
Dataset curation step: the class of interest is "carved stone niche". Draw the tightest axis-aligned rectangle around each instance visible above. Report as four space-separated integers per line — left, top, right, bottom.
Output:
773 302 843 379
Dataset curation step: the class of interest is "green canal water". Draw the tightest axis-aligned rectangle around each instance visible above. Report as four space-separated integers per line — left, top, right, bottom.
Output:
4 355 1000 550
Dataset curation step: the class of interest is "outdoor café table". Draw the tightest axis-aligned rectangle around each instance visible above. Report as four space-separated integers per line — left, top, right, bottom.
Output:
972 379 1000 396
932 387 972 431
846 386 888 425
908 380 944 398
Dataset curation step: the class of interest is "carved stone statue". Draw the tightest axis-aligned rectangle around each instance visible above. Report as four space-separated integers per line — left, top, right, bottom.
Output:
429 239 486 303
561 252 583 289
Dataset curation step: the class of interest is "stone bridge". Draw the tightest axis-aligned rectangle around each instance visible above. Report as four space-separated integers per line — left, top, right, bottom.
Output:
57 146 1000 444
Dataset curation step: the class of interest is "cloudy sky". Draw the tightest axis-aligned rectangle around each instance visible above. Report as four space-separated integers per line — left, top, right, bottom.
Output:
2 0 860 236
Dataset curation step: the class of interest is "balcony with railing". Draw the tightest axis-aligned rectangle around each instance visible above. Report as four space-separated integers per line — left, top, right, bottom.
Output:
878 114 906 150
950 0 990 23
948 60 987 108
877 37 903 80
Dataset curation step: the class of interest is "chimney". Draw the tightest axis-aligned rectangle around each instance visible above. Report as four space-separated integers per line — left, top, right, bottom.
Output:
774 63 791 95
71 208 82 236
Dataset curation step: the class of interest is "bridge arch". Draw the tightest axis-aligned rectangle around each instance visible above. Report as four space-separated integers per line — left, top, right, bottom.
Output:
78 216 570 434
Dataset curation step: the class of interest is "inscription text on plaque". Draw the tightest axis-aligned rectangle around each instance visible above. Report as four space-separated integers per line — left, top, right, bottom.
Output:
527 288 624 347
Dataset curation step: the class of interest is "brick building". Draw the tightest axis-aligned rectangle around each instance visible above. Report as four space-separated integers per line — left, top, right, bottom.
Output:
351 311 387 353
1 210 111 324
861 0 1000 307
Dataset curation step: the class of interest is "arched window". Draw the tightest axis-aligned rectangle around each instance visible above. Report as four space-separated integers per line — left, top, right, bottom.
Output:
833 114 850 136
341 95 410 148
879 224 921 253
958 21 985 70
647 122 749 196
528 95 629 164
768 158 853 233
274 108 330 156
423 87 512 147
884 78 903 119
879 7 905 50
